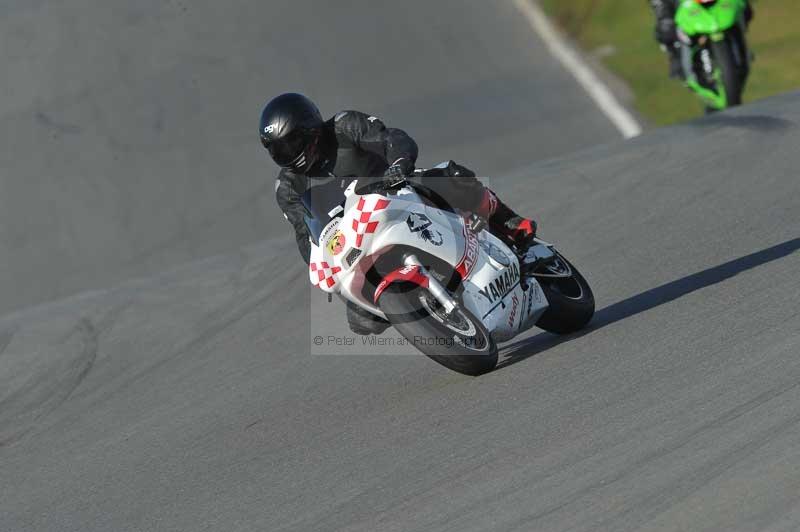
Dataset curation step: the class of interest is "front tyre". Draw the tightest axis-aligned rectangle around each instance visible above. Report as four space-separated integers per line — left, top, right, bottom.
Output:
534 253 595 334
379 284 497 376
711 37 744 107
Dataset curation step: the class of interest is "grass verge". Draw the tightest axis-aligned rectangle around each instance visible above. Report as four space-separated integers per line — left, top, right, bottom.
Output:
539 0 800 125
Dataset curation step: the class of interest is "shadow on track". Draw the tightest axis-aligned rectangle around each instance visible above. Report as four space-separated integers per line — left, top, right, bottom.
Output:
690 114 795 133
498 237 800 369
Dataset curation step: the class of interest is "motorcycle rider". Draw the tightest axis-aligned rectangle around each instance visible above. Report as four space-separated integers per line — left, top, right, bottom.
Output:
261 92 537 335
649 0 753 79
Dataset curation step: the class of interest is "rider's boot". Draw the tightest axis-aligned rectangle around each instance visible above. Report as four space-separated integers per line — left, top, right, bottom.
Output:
475 189 538 249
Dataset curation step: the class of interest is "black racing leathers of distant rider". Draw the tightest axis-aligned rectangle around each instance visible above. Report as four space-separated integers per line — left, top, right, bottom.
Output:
649 0 680 45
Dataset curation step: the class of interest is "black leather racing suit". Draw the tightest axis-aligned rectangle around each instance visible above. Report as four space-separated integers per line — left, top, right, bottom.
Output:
275 110 495 335
275 110 487 264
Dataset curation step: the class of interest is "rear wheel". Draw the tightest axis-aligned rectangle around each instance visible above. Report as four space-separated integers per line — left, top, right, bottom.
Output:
534 253 595 334
379 284 497 376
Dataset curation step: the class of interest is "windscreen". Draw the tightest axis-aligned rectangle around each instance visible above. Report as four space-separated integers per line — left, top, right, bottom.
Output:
301 180 347 245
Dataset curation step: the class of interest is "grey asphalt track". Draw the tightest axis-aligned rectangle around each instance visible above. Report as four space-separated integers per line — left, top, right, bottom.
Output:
3 2 800 532
0 0 617 316
2 91 800 531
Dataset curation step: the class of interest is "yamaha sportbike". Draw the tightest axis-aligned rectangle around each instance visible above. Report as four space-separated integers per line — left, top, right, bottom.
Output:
675 0 751 111
304 163 595 376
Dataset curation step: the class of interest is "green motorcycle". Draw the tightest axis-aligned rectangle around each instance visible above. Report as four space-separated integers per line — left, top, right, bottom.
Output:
675 0 751 111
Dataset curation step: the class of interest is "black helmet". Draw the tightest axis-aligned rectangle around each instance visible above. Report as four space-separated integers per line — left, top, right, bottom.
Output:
260 93 324 172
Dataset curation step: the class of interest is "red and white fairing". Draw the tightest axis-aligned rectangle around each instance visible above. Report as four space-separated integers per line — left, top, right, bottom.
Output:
308 182 549 343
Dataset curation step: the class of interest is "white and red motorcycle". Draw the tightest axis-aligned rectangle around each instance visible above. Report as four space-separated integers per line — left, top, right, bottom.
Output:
305 163 594 375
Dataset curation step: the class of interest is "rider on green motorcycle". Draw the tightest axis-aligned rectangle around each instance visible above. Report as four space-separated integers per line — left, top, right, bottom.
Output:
648 0 753 79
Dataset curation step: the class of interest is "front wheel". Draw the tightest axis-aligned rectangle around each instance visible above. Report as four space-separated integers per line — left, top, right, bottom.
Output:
711 36 745 107
379 284 497 376
534 253 595 334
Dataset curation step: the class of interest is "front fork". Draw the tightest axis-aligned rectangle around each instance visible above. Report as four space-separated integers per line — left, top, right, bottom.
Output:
403 254 458 314
681 42 728 110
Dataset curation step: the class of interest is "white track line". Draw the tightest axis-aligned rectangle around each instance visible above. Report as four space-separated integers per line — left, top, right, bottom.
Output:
512 0 643 139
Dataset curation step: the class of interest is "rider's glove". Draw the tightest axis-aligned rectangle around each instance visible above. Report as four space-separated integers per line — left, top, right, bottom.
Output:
383 158 415 180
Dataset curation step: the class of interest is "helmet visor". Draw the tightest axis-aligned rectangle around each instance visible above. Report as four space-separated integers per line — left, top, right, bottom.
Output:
265 130 308 168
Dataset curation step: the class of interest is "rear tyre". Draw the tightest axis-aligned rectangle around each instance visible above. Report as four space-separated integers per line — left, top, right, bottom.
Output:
534 254 595 335
379 284 497 376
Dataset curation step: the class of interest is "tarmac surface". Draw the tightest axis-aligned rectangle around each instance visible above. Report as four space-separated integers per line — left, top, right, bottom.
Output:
3 2 800 531
0 0 616 315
